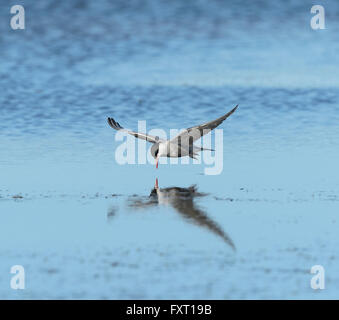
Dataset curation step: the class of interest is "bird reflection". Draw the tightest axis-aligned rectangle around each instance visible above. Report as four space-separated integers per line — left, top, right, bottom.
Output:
128 178 235 249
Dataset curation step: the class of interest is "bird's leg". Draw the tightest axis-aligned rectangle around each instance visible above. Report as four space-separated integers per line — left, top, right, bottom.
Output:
156 156 159 169
155 178 159 189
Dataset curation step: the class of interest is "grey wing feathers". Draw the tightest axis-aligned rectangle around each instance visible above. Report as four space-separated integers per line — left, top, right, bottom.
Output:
107 117 160 143
171 105 238 144
187 105 238 133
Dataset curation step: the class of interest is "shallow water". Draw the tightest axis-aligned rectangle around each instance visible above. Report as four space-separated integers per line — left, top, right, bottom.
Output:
1 0 339 299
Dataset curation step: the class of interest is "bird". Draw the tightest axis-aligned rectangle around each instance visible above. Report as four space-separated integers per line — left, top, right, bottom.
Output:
108 105 238 168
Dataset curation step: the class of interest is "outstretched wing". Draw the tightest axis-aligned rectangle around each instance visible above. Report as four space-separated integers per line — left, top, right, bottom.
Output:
107 117 162 143
170 105 238 145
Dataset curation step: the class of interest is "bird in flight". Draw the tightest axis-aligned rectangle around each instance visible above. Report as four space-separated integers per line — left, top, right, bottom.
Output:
108 105 238 168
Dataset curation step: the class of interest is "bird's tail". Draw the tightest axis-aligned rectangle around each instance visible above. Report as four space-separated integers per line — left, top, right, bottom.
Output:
193 145 215 152
189 154 199 160
200 147 215 151
190 146 214 159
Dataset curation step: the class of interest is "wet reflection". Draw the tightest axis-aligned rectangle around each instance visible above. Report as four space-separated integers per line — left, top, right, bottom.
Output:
128 178 235 249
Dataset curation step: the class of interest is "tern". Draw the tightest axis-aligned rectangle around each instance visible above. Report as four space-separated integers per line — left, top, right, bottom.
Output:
108 105 238 168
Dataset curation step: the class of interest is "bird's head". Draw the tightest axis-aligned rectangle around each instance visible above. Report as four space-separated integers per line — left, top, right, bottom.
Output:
151 143 159 159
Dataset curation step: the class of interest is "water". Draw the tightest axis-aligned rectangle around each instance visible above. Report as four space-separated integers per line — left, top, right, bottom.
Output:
1 0 339 299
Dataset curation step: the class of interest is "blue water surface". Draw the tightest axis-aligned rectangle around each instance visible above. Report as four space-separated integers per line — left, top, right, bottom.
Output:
0 0 339 299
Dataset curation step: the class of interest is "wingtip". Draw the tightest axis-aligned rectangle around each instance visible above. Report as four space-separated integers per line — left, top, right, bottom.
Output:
229 104 239 115
223 104 239 119
107 117 114 128
107 117 123 130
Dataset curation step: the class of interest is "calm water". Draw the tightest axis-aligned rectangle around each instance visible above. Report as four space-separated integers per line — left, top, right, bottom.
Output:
0 0 339 299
